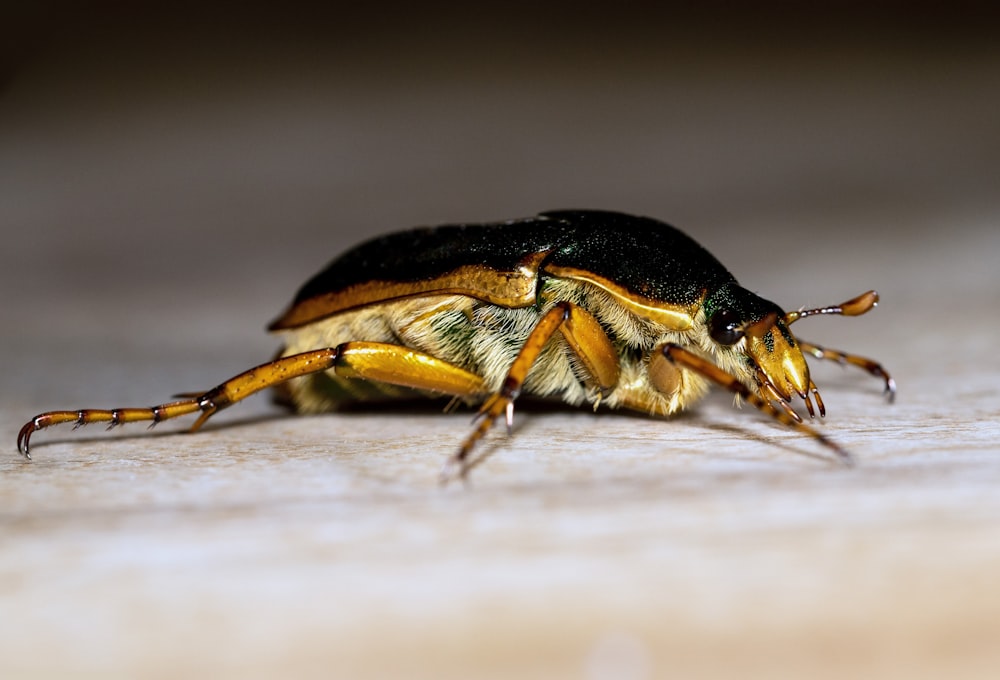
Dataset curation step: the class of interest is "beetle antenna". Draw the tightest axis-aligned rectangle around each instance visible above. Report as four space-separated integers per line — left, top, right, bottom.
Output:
785 290 879 325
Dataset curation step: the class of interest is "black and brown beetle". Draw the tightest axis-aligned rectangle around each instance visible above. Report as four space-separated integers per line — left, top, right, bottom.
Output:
18 210 894 479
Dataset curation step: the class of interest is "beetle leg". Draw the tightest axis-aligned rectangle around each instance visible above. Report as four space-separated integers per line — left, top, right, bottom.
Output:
16 349 343 458
556 301 621 398
18 402 199 459
661 344 853 466
442 301 621 482
326 342 487 396
797 340 896 402
444 304 570 481
17 343 488 458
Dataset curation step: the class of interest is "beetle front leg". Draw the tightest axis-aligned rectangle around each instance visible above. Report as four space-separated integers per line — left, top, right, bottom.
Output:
442 301 620 483
660 344 854 466
797 340 896 402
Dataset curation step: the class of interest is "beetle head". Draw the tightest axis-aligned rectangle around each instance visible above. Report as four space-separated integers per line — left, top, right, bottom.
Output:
705 285 816 416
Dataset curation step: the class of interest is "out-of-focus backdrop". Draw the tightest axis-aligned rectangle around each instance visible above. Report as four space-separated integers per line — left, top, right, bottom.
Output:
2 3 999 678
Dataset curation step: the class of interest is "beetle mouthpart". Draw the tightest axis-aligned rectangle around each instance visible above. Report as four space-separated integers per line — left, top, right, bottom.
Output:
787 381 826 421
755 368 800 422
755 369 827 423
796 384 828 420
810 381 826 418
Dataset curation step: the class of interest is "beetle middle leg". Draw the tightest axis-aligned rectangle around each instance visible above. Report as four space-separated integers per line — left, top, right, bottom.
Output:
442 301 620 482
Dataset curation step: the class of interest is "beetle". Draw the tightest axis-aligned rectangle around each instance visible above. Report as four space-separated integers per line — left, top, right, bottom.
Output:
17 210 894 479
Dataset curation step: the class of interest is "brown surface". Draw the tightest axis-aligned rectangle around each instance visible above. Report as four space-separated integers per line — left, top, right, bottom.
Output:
3 7 1000 678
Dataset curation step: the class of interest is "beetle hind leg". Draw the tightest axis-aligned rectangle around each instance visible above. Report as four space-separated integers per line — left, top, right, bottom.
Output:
16 348 346 458
18 343 492 459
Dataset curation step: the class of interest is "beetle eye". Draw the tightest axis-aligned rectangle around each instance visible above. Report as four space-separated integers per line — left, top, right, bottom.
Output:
709 308 744 345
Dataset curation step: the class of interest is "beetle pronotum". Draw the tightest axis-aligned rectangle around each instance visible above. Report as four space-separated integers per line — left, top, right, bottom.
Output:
18 210 894 479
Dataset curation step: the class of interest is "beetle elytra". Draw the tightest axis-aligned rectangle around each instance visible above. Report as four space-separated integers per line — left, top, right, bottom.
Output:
17 210 894 479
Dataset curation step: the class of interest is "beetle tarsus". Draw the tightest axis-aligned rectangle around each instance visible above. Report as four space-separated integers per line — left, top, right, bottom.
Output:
871 369 897 403
885 376 897 403
443 393 515 484
17 421 35 459
796 339 895 406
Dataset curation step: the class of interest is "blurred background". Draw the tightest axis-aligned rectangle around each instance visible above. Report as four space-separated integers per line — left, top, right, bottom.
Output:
2 1 998 371
3 3 1000 678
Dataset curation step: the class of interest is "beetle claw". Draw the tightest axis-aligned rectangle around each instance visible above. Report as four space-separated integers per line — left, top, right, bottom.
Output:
17 421 35 459
884 376 898 403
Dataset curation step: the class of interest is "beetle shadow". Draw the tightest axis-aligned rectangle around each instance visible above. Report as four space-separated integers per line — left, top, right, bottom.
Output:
18 395 838 468
410 395 842 468
290 397 841 468
679 419 839 466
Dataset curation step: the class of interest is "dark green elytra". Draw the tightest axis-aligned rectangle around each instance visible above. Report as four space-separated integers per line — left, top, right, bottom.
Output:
272 210 741 327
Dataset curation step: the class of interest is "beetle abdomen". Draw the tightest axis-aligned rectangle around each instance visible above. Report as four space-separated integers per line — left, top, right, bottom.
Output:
274 289 708 420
